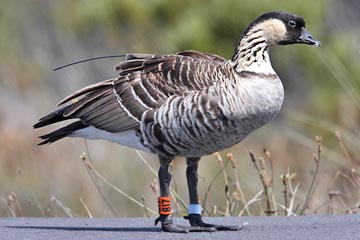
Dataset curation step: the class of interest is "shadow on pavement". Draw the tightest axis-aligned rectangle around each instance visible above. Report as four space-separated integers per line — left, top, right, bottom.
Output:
6 225 160 232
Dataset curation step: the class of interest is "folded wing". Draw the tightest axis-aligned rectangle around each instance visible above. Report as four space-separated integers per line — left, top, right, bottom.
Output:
46 50 226 134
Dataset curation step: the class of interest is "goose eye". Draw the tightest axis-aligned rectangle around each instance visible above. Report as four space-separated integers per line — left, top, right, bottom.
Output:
288 20 296 28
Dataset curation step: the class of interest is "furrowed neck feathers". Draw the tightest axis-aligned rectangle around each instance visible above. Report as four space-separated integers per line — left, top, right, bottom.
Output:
231 19 286 75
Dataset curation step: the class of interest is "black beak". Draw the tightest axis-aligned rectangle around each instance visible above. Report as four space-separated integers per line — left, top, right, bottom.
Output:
297 27 321 47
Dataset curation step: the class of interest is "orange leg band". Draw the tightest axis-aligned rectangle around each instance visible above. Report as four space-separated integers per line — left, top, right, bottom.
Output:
158 196 172 215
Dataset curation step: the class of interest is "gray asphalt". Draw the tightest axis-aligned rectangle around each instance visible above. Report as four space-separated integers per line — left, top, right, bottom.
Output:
1 215 359 240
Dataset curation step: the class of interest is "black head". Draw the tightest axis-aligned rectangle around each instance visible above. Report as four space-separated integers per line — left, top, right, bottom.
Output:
244 11 320 46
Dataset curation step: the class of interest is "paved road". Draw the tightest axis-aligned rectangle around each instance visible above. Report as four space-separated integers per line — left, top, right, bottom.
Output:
1 215 359 240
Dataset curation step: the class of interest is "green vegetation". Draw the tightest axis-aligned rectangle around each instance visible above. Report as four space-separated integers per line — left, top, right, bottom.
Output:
0 1 359 218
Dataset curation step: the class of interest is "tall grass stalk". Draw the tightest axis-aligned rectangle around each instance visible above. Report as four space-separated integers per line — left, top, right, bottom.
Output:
84 159 157 216
80 156 118 217
287 173 300 216
135 150 188 214
281 173 288 216
3 198 16 217
284 129 347 167
238 190 263 216
83 141 118 217
50 194 76 217
249 150 273 216
227 153 251 216
300 136 322 215
202 154 230 216
32 194 46 217
263 148 278 216
216 153 231 216
141 196 151 217
79 198 93 218
335 131 353 165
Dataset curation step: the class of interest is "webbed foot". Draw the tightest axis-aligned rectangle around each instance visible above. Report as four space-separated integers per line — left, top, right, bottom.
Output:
155 215 217 233
184 214 241 231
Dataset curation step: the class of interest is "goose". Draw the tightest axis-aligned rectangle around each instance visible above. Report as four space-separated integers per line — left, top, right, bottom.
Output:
34 11 320 233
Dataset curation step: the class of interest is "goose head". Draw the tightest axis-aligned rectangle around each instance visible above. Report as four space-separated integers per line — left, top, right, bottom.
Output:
242 11 321 47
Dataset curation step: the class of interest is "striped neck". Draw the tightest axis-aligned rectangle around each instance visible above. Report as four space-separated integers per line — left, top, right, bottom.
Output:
231 28 274 75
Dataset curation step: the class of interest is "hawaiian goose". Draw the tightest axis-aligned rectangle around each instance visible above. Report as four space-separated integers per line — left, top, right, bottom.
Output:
34 11 320 233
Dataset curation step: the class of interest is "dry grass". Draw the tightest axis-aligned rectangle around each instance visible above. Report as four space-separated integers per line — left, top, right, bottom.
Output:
2 129 359 218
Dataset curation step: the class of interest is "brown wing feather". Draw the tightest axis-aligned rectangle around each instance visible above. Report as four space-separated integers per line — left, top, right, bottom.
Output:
57 79 114 106
176 50 227 63
58 82 139 132
55 51 226 133
116 51 225 92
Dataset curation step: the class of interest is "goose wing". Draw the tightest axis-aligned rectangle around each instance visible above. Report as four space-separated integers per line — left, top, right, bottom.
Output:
57 51 227 133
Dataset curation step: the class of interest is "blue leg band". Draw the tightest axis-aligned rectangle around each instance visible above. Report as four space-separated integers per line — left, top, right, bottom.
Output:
188 204 202 214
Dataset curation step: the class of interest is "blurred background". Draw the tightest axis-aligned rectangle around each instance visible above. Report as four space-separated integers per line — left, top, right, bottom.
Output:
0 0 359 218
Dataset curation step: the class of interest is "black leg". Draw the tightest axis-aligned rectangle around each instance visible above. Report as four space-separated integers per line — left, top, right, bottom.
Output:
158 156 172 197
155 155 189 233
155 155 242 233
184 157 241 232
186 157 200 205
